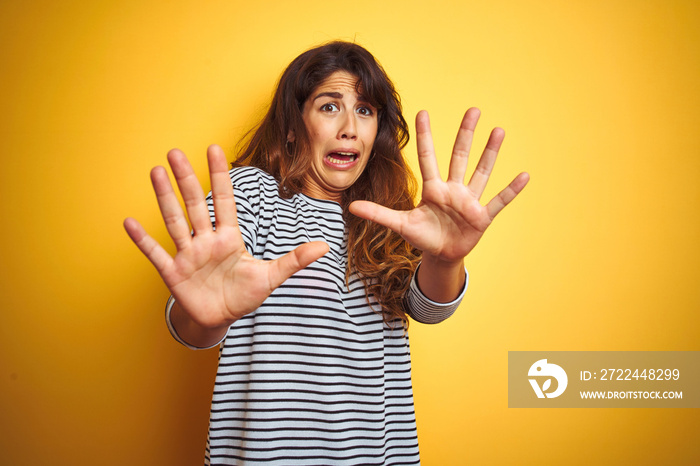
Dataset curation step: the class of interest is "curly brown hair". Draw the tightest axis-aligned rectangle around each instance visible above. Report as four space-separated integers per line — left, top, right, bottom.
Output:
233 41 420 327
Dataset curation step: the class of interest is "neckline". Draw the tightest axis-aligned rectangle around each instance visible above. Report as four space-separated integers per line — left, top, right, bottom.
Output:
298 192 344 213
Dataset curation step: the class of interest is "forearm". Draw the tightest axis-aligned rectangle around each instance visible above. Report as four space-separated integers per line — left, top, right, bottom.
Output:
167 298 231 349
416 254 466 303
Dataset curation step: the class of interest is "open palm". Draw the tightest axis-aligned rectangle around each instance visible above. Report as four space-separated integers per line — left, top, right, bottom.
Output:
124 145 329 330
350 108 529 265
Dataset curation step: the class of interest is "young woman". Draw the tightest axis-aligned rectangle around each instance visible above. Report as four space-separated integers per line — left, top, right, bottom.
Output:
124 41 529 465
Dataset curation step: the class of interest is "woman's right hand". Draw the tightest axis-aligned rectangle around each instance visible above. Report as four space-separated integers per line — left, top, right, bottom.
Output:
124 145 329 340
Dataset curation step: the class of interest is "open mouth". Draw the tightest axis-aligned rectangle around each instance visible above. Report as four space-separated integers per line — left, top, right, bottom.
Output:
326 151 358 165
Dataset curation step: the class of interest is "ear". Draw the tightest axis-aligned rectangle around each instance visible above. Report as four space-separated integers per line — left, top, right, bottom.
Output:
287 130 295 143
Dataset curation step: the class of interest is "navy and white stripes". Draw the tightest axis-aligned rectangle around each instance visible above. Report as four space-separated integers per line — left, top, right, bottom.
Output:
166 167 466 465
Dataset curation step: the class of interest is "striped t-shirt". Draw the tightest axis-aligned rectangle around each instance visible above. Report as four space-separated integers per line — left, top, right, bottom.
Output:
166 166 467 465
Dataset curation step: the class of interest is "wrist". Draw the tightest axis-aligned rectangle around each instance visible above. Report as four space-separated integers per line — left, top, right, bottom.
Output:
167 298 233 349
420 252 464 272
416 255 466 304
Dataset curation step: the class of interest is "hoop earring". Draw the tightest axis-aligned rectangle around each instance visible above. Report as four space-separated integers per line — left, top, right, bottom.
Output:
285 140 294 157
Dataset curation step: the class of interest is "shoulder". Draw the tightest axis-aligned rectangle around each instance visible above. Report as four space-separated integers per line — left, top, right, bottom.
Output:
226 166 281 200
228 166 277 188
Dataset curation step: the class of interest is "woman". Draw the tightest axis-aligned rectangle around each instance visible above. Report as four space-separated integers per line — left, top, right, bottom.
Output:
124 41 528 465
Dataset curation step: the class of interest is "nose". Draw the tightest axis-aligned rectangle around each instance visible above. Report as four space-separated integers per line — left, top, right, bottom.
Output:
338 112 357 140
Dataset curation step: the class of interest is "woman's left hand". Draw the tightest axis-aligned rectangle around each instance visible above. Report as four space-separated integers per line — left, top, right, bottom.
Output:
349 107 529 272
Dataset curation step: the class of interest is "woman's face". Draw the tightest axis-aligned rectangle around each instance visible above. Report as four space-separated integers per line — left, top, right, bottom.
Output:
300 71 378 202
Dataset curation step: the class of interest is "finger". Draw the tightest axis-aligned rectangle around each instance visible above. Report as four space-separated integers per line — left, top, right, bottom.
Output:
207 144 238 229
349 200 405 235
268 241 330 289
151 165 193 250
167 149 212 236
486 172 530 220
467 127 505 199
447 108 480 184
415 110 441 182
123 217 174 273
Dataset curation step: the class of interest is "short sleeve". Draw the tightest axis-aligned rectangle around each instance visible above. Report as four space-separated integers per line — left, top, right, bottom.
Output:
404 263 468 324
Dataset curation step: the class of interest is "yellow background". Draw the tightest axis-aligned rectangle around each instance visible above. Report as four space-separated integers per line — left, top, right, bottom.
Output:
1 0 698 464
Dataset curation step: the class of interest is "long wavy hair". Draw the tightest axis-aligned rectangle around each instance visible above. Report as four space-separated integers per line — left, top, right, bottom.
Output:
233 41 420 326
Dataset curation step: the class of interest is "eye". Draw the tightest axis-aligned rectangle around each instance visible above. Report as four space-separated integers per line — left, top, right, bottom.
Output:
320 102 339 112
356 106 375 117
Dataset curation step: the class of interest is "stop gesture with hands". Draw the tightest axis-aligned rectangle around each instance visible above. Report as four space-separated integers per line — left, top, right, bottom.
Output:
123 145 329 343
124 108 528 343
350 108 529 299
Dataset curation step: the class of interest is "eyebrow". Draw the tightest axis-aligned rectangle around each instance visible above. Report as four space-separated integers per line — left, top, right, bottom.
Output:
312 91 344 102
312 91 374 105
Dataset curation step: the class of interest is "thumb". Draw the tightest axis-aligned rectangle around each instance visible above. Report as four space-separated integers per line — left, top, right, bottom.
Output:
268 241 330 289
349 200 404 234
